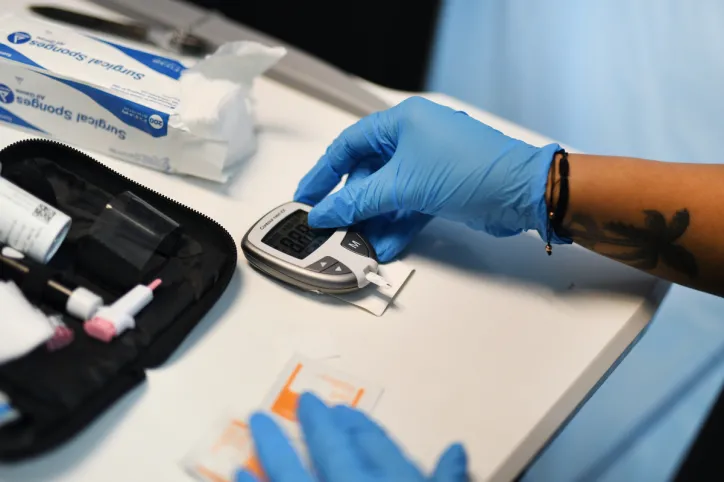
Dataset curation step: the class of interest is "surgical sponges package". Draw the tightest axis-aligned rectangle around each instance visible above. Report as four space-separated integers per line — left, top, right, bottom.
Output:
0 14 285 182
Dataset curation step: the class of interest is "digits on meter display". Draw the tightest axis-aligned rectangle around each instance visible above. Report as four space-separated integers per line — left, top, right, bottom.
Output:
261 210 334 260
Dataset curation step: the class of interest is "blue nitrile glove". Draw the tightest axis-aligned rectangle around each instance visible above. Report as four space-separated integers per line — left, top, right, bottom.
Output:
294 96 568 262
235 392 468 482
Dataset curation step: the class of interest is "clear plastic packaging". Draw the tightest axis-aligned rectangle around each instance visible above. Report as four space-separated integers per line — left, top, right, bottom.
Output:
79 191 181 289
89 191 181 270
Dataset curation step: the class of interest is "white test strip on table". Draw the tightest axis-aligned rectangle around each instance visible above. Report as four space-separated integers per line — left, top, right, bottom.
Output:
332 260 414 316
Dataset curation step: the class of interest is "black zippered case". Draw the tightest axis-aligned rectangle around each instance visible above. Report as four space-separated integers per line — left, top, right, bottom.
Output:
0 139 237 461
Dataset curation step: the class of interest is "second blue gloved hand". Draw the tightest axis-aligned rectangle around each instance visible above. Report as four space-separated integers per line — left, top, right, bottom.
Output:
294 97 565 262
236 392 468 482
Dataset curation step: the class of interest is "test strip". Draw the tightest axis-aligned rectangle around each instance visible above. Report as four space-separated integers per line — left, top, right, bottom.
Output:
365 271 392 289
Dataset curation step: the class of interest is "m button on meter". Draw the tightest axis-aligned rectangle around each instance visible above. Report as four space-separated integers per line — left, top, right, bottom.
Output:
342 232 371 257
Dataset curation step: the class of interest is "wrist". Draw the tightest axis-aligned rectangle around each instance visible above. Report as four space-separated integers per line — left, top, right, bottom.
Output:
546 153 560 215
531 144 571 245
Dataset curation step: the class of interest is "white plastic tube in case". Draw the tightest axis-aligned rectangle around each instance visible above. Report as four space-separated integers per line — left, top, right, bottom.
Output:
84 279 161 342
0 176 71 263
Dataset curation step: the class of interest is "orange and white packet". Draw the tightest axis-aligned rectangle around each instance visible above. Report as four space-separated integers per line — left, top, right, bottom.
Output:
183 416 265 482
261 354 383 438
183 354 383 482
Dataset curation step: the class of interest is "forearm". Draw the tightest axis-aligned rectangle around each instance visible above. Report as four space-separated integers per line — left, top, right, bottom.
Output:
551 153 724 296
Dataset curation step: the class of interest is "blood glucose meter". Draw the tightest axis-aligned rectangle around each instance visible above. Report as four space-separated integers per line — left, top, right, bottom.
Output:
241 202 390 294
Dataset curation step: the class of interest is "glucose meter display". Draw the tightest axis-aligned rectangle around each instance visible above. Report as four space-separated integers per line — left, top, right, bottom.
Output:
262 210 334 260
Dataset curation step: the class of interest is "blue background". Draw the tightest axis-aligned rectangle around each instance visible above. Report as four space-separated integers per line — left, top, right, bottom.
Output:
427 1 724 480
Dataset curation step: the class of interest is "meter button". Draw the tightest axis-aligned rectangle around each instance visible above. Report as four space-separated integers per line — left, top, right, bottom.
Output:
306 256 338 272
323 262 352 275
341 232 370 257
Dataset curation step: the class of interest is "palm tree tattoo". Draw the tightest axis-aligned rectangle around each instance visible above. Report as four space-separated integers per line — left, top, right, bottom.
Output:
560 209 698 278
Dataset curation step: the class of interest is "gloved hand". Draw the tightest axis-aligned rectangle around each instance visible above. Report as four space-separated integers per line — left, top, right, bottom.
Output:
294 96 568 262
235 392 468 482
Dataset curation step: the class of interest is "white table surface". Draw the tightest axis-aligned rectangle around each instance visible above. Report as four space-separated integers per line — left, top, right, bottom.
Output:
0 1 666 481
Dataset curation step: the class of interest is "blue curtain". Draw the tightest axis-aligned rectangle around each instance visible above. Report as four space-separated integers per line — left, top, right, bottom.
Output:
428 1 724 480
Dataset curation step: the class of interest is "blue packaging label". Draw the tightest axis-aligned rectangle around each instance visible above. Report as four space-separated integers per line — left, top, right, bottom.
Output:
0 70 169 141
